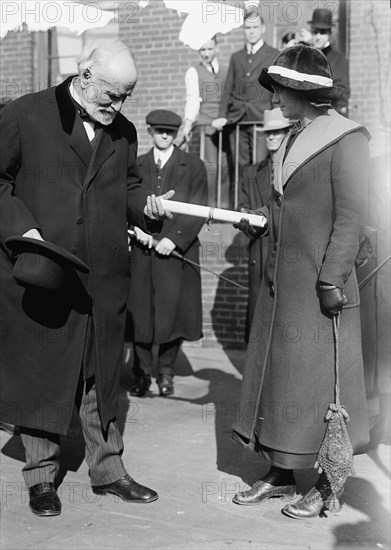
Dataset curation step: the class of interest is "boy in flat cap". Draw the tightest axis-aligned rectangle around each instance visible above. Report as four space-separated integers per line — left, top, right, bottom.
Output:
127 110 208 397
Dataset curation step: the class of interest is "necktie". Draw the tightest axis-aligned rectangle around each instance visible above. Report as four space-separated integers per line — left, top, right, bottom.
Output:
156 158 162 171
210 63 215 74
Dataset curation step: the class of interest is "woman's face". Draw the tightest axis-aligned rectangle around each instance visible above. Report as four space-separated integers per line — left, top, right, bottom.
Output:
272 86 305 120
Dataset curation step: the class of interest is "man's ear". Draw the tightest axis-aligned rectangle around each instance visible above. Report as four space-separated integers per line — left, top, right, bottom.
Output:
147 126 152 136
81 67 92 85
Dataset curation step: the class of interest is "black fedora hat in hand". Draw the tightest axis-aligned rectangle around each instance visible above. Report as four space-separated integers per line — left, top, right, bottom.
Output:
5 236 89 292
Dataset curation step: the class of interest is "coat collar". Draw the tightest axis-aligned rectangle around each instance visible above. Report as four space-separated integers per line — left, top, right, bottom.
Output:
272 109 369 194
55 76 118 173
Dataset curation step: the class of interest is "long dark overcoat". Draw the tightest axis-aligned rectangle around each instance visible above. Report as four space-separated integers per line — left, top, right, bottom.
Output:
127 147 208 344
239 157 272 338
233 110 371 460
0 77 154 435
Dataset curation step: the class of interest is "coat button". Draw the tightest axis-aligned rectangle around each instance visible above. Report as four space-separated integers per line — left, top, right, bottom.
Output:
70 247 77 254
177 230 182 235
246 72 250 77
77 217 83 224
251 259 256 266
277 197 282 207
273 244 278 253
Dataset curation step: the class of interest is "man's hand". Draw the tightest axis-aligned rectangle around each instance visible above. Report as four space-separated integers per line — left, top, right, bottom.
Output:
233 208 266 239
155 237 176 256
212 117 228 131
22 228 44 241
319 283 348 315
144 190 175 221
133 226 153 248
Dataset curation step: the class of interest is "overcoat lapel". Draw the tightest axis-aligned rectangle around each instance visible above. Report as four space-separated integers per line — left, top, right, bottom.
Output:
162 148 188 193
272 109 367 194
83 127 115 190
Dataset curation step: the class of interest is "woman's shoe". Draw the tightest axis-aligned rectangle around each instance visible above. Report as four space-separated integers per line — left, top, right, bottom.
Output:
233 480 296 506
282 486 342 519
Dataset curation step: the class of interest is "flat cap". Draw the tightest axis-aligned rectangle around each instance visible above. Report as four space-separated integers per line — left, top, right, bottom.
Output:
146 109 182 129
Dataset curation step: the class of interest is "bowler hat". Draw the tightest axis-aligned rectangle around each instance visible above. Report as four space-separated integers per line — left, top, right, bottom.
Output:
146 110 182 129
6 237 89 291
259 108 292 132
258 45 344 102
307 8 333 29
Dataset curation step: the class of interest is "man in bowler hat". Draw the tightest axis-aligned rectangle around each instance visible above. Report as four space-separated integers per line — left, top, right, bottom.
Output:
127 109 207 398
0 39 173 516
308 8 350 115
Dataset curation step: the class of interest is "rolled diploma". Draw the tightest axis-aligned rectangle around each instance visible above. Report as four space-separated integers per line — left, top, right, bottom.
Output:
160 199 267 228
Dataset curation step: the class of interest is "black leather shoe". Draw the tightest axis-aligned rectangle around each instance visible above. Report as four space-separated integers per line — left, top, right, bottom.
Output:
158 374 174 397
92 474 158 503
232 480 296 505
129 374 151 397
29 482 61 516
282 486 343 519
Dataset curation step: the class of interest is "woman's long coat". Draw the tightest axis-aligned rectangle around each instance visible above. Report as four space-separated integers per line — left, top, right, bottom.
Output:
127 147 208 344
0 77 153 435
233 110 371 460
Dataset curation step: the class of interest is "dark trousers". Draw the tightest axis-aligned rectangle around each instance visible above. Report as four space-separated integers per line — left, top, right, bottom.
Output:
133 339 181 378
19 376 126 488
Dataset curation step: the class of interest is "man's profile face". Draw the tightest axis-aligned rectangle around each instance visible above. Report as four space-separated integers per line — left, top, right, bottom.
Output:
81 67 136 125
148 127 178 151
311 27 331 50
199 40 218 64
243 17 265 45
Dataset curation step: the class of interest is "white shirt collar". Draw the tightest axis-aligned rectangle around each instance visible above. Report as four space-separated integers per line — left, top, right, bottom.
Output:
154 145 175 168
201 57 219 73
247 39 264 54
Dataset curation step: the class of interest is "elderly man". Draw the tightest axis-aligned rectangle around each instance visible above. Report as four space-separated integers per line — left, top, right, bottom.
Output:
0 40 173 517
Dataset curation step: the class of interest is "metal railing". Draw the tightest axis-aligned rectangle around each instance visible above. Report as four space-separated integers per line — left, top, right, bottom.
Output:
195 121 265 210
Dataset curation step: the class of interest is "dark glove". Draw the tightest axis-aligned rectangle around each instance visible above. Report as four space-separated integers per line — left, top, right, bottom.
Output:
233 208 265 240
319 283 348 315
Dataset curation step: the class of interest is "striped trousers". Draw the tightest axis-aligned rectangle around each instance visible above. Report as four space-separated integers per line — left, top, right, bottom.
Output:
19 377 127 488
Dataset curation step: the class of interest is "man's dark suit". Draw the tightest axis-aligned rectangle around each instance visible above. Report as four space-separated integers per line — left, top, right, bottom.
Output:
0 76 155 486
219 43 279 175
322 44 350 114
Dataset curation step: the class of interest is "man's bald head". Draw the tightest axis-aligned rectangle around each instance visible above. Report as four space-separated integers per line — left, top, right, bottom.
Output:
76 40 138 125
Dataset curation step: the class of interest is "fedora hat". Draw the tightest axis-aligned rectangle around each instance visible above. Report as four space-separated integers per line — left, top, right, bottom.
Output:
308 8 334 29
258 45 344 102
6 237 89 291
259 108 292 132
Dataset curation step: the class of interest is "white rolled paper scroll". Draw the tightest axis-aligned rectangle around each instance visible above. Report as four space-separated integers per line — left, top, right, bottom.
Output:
160 200 267 228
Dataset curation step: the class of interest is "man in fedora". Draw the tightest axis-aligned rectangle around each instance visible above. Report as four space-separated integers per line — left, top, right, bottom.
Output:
0 39 173 517
308 8 350 115
237 108 292 340
127 109 207 398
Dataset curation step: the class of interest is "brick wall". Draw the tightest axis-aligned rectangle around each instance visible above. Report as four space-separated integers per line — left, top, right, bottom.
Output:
0 26 34 100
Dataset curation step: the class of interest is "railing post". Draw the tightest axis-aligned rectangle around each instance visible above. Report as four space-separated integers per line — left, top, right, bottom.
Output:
234 124 240 209
217 130 223 209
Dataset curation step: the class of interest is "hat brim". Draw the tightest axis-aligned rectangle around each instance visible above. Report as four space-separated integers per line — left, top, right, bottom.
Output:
307 21 333 29
258 68 344 101
5 237 89 274
259 121 292 132
149 124 180 130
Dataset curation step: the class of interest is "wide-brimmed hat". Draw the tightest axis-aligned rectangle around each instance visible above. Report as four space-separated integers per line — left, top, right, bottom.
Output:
258 45 344 102
307 8 334 29
146 110 182 129
6 237 89 291
259 108 292 132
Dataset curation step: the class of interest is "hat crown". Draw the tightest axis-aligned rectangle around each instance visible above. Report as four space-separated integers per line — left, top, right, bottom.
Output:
146 109 182 128
262 108 291 130
308 8 333 28
273 45 332 80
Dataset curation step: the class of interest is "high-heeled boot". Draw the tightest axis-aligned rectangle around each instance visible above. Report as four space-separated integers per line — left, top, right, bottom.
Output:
282 472 342 519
